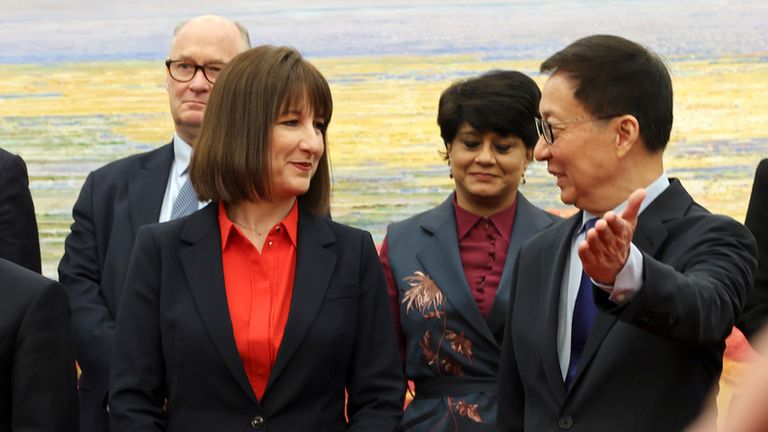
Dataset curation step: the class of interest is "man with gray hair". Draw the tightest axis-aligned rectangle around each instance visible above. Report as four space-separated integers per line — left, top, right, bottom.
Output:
58 15 250 431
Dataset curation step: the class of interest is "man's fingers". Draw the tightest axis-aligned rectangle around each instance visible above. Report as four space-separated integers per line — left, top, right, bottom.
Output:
578 241 595 267
621 188 647 225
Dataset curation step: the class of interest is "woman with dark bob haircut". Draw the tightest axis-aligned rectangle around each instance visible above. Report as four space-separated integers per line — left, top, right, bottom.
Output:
110 45 405 431
380 70 561 431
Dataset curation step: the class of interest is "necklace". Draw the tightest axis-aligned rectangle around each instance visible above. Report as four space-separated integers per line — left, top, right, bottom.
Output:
232 220 268 236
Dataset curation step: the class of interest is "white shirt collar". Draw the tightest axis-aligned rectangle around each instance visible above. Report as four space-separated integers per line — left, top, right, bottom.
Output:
172 132 192 177
581 173 670 228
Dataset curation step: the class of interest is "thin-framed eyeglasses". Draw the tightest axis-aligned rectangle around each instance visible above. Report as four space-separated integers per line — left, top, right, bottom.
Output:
535 115 621 144
165 59 227 84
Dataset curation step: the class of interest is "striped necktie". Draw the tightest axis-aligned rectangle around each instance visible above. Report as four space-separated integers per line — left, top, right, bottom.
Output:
170 173 198 219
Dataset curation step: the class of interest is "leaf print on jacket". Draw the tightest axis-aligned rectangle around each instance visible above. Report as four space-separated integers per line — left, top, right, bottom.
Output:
403 272 471 376
401 271 485 427
445 330 473 365
402 271 445 318
453 400 484 424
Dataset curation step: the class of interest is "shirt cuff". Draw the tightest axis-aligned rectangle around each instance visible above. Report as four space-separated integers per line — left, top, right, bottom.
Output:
591 243 644 304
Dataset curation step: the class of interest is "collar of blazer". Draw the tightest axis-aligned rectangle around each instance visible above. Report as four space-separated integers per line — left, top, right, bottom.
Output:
178 202 339 402
632 178 690 255
414 191 559 347
128 142 175 236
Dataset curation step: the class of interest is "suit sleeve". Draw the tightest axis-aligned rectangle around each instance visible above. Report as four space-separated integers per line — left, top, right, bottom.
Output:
109 225 166 432
58 172 116 397
497 256 524 432
603 214 757 344
378 236 407 363
13 278 78 431
0 152 41 273
739 159 768 340
346 232 405 431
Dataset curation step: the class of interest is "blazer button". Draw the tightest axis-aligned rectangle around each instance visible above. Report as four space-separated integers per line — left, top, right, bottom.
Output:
250 416 265 429
558 415 574 430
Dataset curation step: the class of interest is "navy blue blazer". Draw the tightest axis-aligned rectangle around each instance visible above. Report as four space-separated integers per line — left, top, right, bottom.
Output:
0 148 41 273
58 143 173 431
498 179 757 432
0 258 78 432
109 203 405 431
739 158 768 340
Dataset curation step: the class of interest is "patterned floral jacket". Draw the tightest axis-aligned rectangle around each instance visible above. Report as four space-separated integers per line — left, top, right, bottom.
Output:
383 193 560 431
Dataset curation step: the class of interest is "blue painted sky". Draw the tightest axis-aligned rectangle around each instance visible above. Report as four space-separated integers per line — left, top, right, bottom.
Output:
1 0 766 63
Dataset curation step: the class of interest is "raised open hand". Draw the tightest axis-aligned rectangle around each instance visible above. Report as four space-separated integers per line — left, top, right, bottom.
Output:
578 189 647 284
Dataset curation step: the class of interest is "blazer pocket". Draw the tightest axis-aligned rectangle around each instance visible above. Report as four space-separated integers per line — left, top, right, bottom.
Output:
323 282 358 302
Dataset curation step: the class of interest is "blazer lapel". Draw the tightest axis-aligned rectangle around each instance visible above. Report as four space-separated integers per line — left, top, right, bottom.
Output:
128 143 174 236
264 208 337 395
414 197 499 347
487 194 557 338
633 179 688 254
180 204 256 402
540 215 580 403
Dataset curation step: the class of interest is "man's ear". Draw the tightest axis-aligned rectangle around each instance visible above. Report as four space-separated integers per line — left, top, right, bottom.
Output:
615 114 640 158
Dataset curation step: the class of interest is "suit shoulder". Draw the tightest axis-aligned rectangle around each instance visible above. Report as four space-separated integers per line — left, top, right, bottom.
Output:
758 158 768 173
90 143 172 180
661 203 755 251
526 203 566 227
0 146 15 163
0 259 62 303
523 212 576 248
386 204 447 237
0 148 26 177
751 158 768 184
324 217 372 241
135 215 184 240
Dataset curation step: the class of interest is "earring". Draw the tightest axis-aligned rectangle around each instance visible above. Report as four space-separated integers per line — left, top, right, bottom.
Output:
449 170 454 179
521 172 526 185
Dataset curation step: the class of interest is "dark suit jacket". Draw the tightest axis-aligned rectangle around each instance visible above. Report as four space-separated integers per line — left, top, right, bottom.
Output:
0 258 78 431
498 179 757 432
738 158 768 340
109 203 405 431
58 143 173 429
384 193 560 431
0 148 41 273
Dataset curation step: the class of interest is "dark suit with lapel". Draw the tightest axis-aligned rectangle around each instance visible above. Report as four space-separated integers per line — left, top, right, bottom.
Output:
738 158 768 340
109 203 405 431
498 179 757 432
0 258 78 431
384 193 560 431
0 147 41 273
58 143 174 431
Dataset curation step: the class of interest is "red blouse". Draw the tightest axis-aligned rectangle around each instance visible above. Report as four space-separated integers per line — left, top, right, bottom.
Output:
452 196 517 316
218 201 298 400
